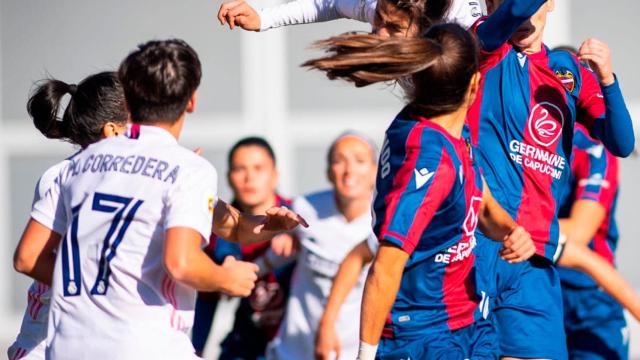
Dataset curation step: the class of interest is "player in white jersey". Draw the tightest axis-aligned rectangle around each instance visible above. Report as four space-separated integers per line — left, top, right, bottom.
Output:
217 0 483 36
266 132 377 360
13 39 307 360
10 71 128 360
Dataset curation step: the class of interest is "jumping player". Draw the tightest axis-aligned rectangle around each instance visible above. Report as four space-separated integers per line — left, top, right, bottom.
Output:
10 71 128 360
192 137 294 359
469 0 634 357
217 0 482 37
13 39 306 360
305 23 536 359
266 132 378 360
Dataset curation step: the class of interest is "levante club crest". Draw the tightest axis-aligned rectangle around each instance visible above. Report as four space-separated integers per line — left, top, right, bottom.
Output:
555 70 575 92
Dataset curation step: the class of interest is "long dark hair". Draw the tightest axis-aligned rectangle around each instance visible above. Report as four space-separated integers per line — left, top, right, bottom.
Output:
304 23 478 118
27 71 127 148
388 0 452 32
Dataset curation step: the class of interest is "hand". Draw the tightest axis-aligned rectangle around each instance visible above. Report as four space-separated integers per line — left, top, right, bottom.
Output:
217 0 261 31
315 321 341 360
219 256 259 297
271 233 298 257
499 226 536 263
578 38 615 86
253 206 309 234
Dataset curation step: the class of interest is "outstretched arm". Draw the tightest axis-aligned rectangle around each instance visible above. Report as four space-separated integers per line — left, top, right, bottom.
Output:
316 240 374 360
218 0 374 32
212 199 308 245
557 241 640 321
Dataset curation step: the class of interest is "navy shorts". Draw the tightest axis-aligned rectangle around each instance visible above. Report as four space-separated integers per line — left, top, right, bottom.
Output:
562 284 628 360
376 319 498 359
475 235 567 359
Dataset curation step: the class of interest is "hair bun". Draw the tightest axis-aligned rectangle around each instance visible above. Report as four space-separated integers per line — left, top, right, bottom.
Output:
68 84 78 95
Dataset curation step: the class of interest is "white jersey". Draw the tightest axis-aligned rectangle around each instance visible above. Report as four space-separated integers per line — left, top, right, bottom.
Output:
9 158 73 360
31 125 217 360
267 190 372 360
259 0 484 31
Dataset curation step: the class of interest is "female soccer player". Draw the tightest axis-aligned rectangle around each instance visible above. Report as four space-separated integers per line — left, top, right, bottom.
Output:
217 0 481 37
192 137 294 359
468 1 634 358
13 39 307 360
305 23 536 359
265 132 378 360
9 71 128 360
557 123 628 359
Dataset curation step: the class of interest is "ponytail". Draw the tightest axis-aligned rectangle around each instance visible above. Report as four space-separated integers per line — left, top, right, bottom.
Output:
303 23 479 117
26 72 127 148
27 80 76 140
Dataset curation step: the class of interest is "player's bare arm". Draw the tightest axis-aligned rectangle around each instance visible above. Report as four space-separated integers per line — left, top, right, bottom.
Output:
164 226 259 296
13 219 61 286
359 244 408 352
213 199 308 244
316 240 373 360
579 38 615 86
478 180 536 263
559 200 606 247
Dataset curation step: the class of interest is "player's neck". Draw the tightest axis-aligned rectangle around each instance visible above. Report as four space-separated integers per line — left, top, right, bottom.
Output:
335 194 370 222
429 108 466 140
144 116 186 140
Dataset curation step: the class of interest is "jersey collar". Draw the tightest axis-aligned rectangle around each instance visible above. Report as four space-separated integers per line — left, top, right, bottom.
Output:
127 124 178 146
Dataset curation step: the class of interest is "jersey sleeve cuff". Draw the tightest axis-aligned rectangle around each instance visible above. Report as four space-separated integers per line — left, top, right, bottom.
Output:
601 74 621 96
258 8 274 31
30 209 65 235
379 231 416 255
165 219 213 246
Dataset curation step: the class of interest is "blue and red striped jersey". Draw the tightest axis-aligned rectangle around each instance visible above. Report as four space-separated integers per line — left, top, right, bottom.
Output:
558 124 619 287
468 15 617 261
373 107 484 335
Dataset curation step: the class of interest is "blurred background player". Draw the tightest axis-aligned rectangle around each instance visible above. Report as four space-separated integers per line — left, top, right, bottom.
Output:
192 137 294 359
305 23 536 359
13 39 306 360
10 71 128 360
558 121 628 359
266 132 377 360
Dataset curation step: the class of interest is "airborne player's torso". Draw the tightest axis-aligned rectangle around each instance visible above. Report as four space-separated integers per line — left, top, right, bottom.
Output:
468 44 593 260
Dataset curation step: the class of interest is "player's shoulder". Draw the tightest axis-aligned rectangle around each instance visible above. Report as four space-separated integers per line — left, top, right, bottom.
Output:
293 189 336 220
35 154 79 198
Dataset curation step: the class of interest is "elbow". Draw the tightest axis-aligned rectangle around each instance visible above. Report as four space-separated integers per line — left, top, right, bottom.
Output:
13 251 32 275
164 255 191 283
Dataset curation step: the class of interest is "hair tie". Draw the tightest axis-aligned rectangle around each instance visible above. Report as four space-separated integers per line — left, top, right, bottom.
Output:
68 84 78 95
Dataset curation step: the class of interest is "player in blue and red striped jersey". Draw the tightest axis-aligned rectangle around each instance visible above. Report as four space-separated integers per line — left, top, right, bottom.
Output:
192 137 294 359
466 0 635 358
305 23 536 360
557 123 628 359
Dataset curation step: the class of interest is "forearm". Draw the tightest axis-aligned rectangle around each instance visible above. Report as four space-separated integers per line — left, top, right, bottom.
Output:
360 263 402 344
559 242 640 321
476 0 547 51
558 218 594 247
590 78 635 157
167 250 230 292
478 199 516 241
321 251 368 326
14 251 56 286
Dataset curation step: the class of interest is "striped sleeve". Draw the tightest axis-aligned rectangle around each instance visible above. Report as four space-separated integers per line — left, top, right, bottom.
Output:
573 141 618 209
377 136 456 255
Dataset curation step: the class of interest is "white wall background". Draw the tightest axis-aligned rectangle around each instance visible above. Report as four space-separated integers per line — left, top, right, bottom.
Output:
1 0 639 358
